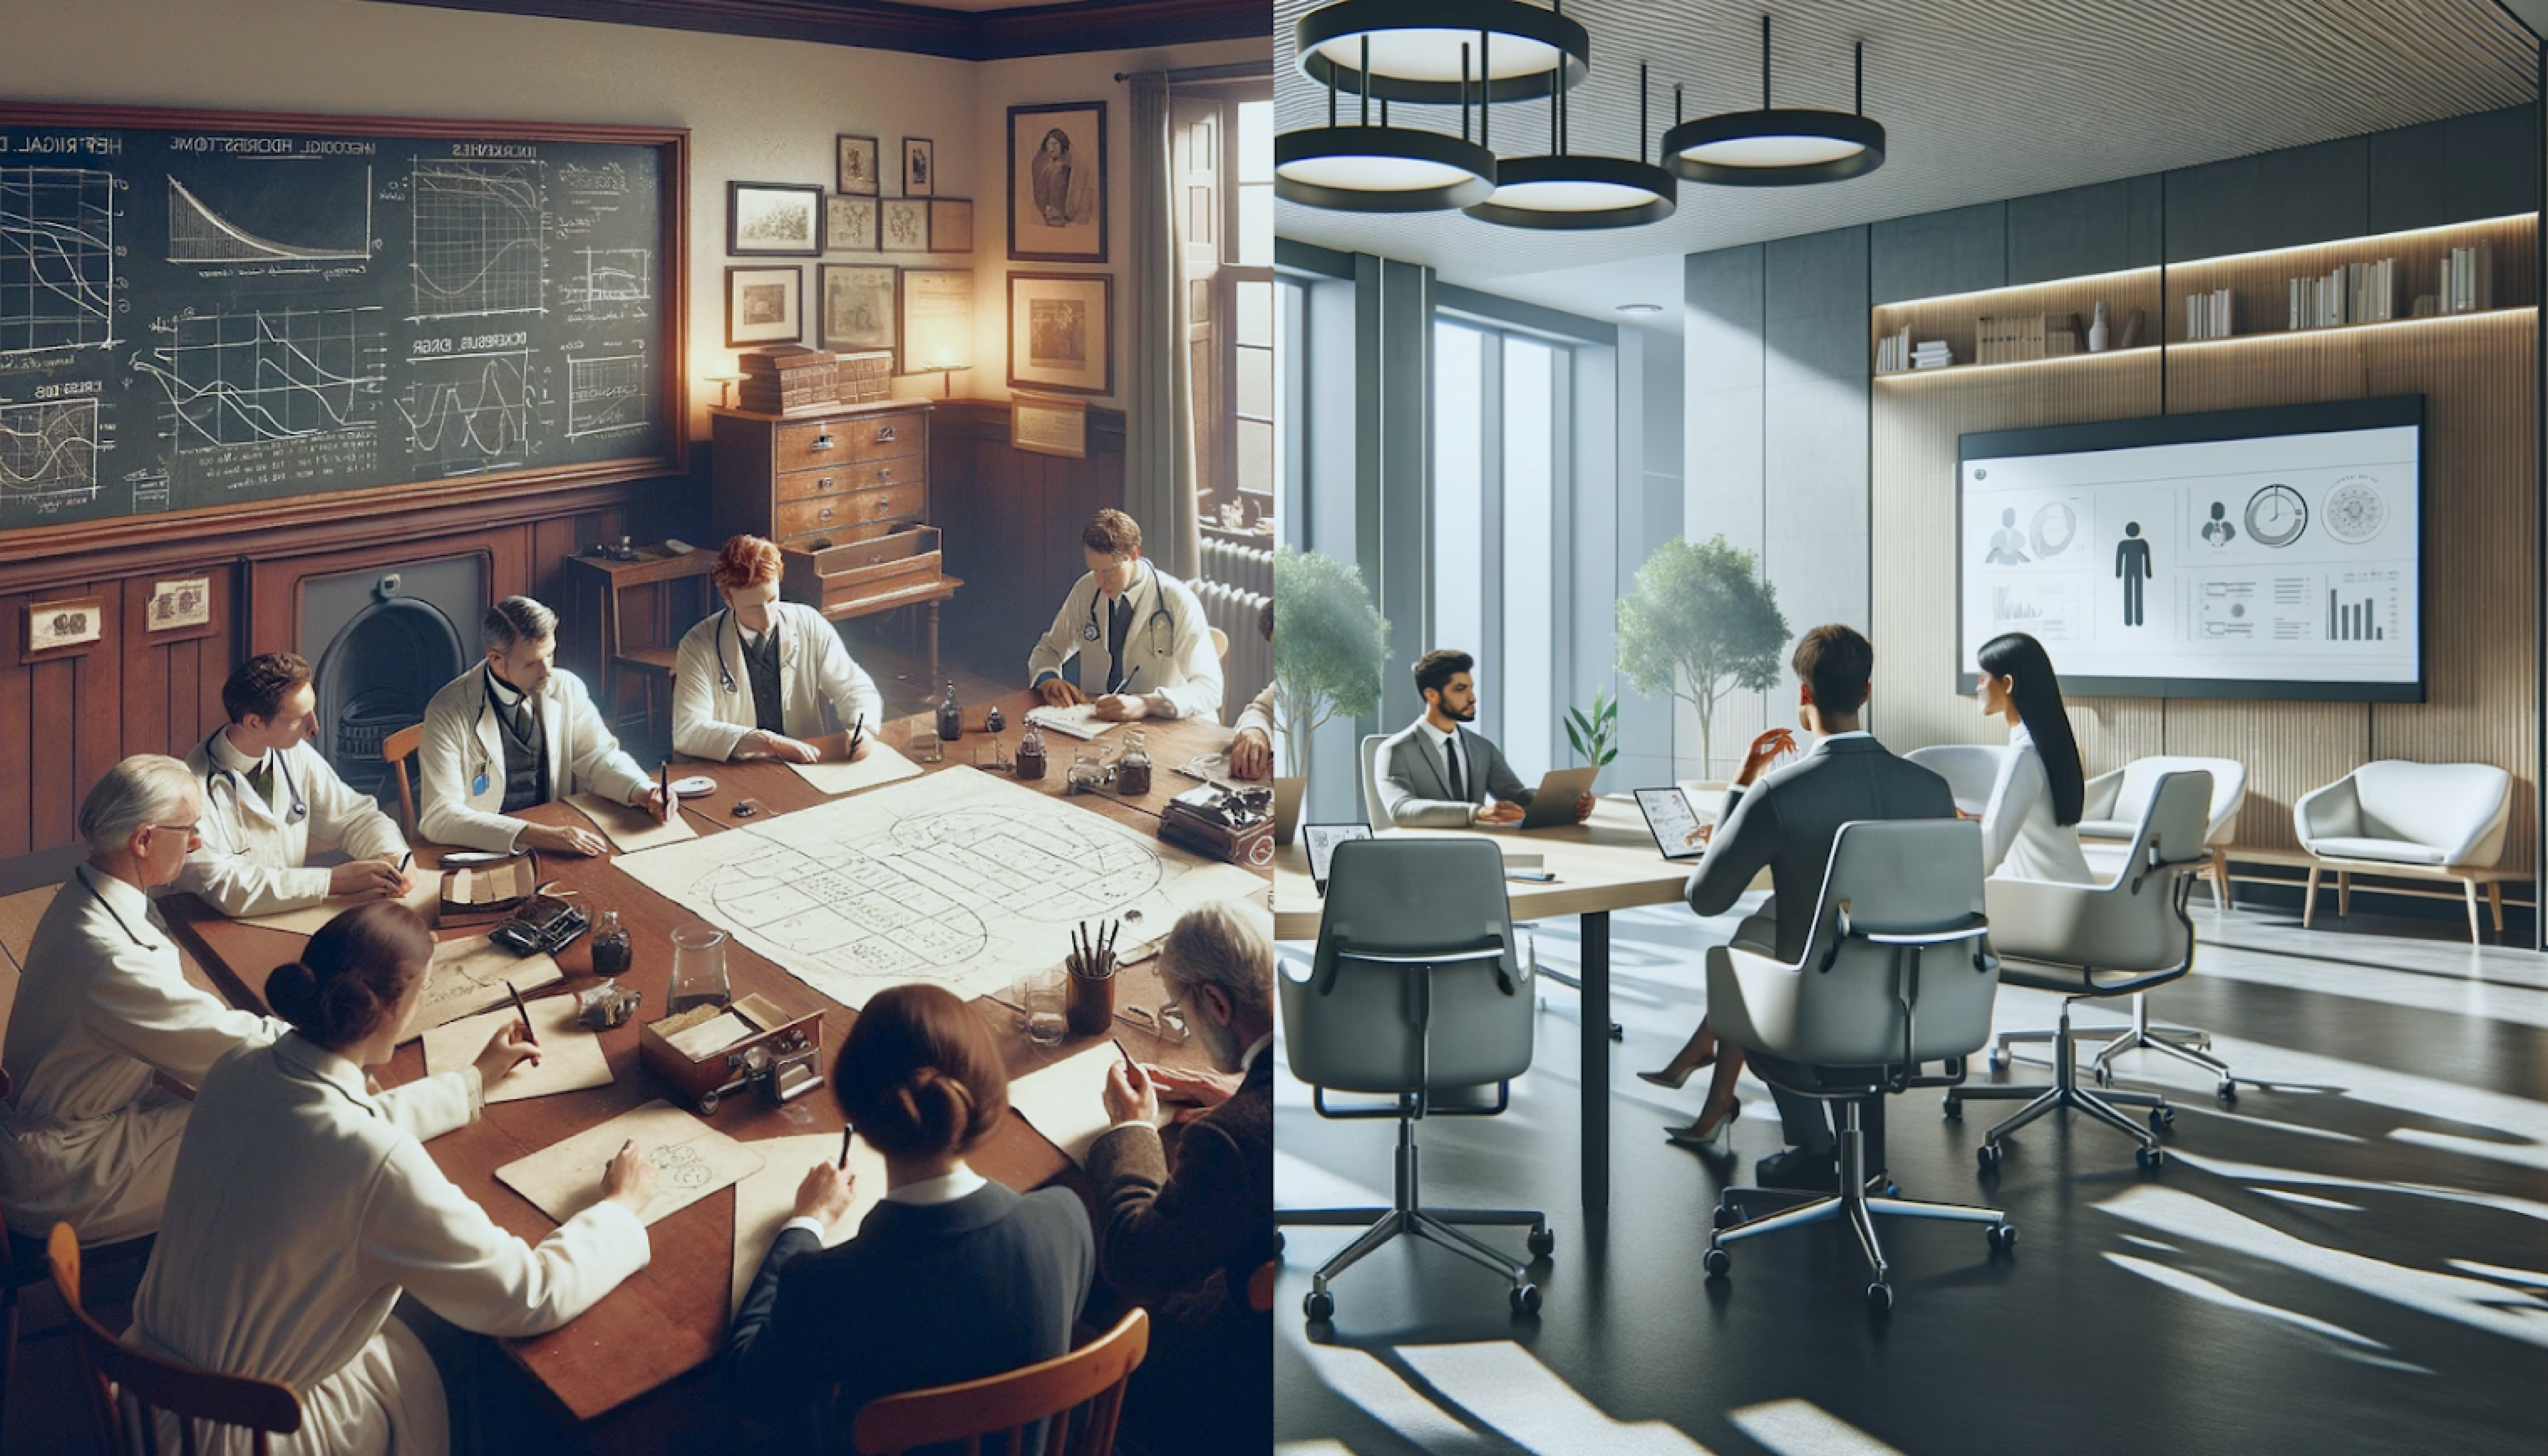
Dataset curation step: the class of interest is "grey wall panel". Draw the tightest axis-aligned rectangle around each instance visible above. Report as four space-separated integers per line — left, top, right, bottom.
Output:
1686 246 1765 393
2447 105 2541 221
1305 275 1364 823
1871 202 2007 305
2368 118 2453 235
1766 227 1869 322
2008 176 2163 285
2165 135 2368 262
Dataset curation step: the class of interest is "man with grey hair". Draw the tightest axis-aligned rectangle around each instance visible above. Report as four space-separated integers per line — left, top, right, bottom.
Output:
1090 900 1273 1454
417 594 666 854
0 756 283 1243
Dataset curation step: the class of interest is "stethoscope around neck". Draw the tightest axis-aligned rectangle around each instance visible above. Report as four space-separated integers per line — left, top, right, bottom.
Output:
1082 573 1175 662
712 606 786 696
202 728 309 828
468 670 547 792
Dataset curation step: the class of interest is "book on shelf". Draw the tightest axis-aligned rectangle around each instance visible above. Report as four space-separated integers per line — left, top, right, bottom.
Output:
2185 288 2235 341
2444 243 2494 313
1873 322 1913 374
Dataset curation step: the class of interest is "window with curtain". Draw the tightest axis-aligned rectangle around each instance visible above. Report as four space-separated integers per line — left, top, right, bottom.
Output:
1175 88 1275 538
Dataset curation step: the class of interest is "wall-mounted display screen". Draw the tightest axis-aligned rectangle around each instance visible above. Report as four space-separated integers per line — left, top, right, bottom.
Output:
1958 397 2425 702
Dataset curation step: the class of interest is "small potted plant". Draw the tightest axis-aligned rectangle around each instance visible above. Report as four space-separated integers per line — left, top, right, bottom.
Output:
1565 686 1619 787
1616 535 1790 786
1268 546 1388 831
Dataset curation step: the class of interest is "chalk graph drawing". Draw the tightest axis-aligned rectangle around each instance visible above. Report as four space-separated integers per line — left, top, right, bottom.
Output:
409 160 544 320
563 246 650 306
1 167 117 355
166 170 372 264
566 354 648 438
616 766 1269 1007
0 398 101 509
398 350 532 475
132 307 386 451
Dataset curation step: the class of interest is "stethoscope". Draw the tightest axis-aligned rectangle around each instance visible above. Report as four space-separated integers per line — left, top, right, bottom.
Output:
468 670 545 796
1081 571 1175 663
201 729 309 829
80 866 160 950
711 607 785 696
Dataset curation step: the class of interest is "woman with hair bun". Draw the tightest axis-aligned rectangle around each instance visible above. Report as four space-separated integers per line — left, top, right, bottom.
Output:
130 902 658 1456
726 983 1093 1452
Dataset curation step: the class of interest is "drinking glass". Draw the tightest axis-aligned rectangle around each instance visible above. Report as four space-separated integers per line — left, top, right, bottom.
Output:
668 923 730 1013
1019 969 1068 1047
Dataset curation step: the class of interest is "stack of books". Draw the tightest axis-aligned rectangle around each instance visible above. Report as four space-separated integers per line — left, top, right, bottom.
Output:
1911 340 1953 371
2185 288 2235 341
1974 313 2083 364
2287 258 2397 329
1873 324 1914 374
2443 243 2494 313
736 344 838 414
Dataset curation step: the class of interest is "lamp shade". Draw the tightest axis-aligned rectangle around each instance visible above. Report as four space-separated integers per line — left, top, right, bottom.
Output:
1663 108 1885 186
1276 125 1498 212
1296 0 1589 104
1465 153 1676 228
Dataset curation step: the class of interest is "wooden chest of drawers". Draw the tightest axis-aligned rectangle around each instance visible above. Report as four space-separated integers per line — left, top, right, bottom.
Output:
711 401 932 554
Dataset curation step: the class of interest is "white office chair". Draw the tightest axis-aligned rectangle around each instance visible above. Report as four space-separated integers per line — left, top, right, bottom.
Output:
2294 760 2514 943
1358 732 1394 832
1276 838 1550 1321
2080 755 2248 906
1702 819 2014 1312
1953 770 2217 1169
1903 743 2009 817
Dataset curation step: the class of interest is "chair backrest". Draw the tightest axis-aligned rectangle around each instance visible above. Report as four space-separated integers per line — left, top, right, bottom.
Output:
2110 756 2247 844
1283 838 1532 1093
381 722 425 839
1762 819 1999 1068
1209 625 1229 661
1358 733 1393 832
49 1224 302 1456
851 1307 1148 1456
1902 744 2007 817
1989 769 2211 973
2353 760 2514 864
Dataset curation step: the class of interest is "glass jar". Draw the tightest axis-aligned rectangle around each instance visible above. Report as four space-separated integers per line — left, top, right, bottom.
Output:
588 909 632 976
1016 723 1048 780
1115 731 1152 797
668 923 730 1013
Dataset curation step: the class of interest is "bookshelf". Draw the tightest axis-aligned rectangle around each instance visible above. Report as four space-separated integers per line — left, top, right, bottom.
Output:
1872 269 2161 379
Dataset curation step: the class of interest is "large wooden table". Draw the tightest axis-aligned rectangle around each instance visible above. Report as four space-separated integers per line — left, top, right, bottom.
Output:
165 691 1265 1446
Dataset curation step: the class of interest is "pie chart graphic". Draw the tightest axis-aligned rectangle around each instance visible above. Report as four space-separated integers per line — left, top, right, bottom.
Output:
2324 479 2386 545
2244 483 2309 548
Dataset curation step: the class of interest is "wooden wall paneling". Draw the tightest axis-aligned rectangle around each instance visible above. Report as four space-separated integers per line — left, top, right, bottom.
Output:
72 587 123 831
0 617 30 858
31 655 82 851
119 577 172 760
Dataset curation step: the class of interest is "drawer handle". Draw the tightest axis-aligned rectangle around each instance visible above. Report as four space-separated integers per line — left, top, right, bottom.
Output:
877 467 893 481
817 476 835 489
868 553 887 565
872 497 890 514
818 506 835 522
876 426 897 442
811 433 837 451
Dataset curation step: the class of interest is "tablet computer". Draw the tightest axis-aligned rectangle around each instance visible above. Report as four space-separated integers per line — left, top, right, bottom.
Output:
1635 787 1710 861
1300 823 1372 895
1516 766 1601 830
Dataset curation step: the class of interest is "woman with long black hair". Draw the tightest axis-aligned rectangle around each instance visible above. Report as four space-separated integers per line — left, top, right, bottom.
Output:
1975 631 2093 883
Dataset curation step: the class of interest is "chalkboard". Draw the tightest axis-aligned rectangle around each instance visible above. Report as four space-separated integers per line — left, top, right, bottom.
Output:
0 105 687 550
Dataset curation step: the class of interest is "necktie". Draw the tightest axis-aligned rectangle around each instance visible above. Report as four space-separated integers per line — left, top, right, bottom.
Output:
513 697 535 741
246 757 275 808
1445 733 1467 805
1106 595 1133 692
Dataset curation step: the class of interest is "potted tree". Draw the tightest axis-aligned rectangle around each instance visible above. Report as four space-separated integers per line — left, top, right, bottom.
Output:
1268 546 1388 836
1616 535 1790 784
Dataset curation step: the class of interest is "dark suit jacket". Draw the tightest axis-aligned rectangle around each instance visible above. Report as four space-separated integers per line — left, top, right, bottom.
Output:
1377 717 1532 827
1685 735 1955 962
724 1181 1093 1454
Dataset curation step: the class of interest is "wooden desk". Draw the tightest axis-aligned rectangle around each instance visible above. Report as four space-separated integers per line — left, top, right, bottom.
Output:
163 689 1263 1438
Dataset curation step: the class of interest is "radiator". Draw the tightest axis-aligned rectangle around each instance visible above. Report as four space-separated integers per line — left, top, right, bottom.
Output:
1200 537 1273 599
1194 580 1271 721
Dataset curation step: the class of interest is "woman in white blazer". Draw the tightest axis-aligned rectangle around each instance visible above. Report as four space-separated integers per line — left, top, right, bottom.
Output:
1975 632 2095 884
131 902 657 1456
671 535 883 764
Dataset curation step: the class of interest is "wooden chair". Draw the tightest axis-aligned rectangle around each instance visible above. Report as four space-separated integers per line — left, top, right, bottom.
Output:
0 1070 156 1442
381 723 424 839
851 1308 1148 1456
49 1224 302 1456
1208 626 1229 662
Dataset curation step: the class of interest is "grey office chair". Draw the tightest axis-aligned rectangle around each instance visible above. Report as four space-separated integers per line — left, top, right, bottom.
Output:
1276 838 1550 1321
1951 770 2215 1170
1702 819 2013 1312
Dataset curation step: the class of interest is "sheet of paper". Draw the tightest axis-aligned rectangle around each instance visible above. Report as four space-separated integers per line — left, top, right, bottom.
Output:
1023 703 1120 741
568 793 699 853
1172 752 1241 790
229 870 443 938
1006 1044 1164 1168
665 1010 756 1059
420 995 613 1104
785 741 925 797
495 1099 763 1228
728 1132 887 1318
399 937 562 1043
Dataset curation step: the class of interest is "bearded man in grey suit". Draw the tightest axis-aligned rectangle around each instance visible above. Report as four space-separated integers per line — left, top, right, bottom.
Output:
1376 649 1594 828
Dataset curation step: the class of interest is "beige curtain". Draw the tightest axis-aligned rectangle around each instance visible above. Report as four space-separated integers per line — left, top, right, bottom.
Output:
1124 72 1200 581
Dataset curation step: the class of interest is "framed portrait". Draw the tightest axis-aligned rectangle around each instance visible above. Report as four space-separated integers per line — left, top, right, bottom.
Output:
928 198 973 254
880 198 930 254
903 137 935 197
23 595 105 661
1008 101 1107 262
727 180 823 257
824 195 879 253
725 265 803 347
1007 271 1113 397
836 134 879 196
146 576 216 640
819 263 899 366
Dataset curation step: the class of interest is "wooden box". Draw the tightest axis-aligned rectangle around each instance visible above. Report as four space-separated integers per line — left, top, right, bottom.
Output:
782 524 943 613
637 996 825 1115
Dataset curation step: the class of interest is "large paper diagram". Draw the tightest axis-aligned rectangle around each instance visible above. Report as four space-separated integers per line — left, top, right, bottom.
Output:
614 766 1268 1007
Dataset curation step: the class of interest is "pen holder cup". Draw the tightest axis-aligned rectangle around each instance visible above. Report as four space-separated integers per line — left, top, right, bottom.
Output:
1066 968 1115 1037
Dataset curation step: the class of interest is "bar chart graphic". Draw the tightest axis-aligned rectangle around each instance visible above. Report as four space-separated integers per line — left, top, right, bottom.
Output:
2326 568 2405 645
2329 590 2383 641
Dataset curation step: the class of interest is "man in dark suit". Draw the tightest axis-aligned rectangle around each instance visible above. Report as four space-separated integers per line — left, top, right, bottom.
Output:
1091 901 1274 1455
1685 624 1956 1191
1374 648 1593 828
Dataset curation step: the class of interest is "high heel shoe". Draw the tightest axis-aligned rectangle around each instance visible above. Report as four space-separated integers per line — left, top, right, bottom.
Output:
1663 1100 1742 1150
1635 1054 1716 1091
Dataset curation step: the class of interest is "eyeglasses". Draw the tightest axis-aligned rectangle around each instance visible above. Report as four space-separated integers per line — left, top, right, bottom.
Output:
148 823 202 838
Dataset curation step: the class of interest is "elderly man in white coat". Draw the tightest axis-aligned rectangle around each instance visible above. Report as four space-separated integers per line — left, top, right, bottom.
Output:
416 596 666 857
133 902 656 1456
1029 508 1223 724
671 534 884 764
0 755 284 1243
180 651 412 917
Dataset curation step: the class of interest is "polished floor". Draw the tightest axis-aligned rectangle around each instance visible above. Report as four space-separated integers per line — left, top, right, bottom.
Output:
1272 890 2548 1456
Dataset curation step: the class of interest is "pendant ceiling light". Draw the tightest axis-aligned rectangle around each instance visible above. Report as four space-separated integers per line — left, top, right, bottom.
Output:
1295 0 1590 104
1277 34 1499 212
1663 17 1885 186
1464 63 1676 230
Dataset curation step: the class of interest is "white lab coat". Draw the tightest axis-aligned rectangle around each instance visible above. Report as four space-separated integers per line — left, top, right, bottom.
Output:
1983 725 2095 884
1233 682 1276 742
670 601 885 761
0 866 282 1242
415 662 650 853
178 729 410 917
1027 562 1224 723
131 1034 650 1456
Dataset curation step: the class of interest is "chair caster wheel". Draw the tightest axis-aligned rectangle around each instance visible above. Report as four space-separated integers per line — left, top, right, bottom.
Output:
1273 1231 1286 1256
1510 1283 1542 1315
1527 1227 1556 1258
1303 1289 1334 1321
1986 1047 2007 1074
1609 1022 1625 1042
1866 1281 1893 1313
2149 1107 2175 1132
2136 1144 2166 1171
2092 1063 2115 1089
2216 1079 2237 1103
1711 1204 1742 1231
1976 1142 2004 1172
1703 1246 1732 1278
1987 1222 2017 1252
1942 1097 1961 1121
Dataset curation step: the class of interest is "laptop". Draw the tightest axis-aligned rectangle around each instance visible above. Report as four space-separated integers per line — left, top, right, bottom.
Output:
1300 823 1372 895
1634 787 1712 861
1514 765 1603 830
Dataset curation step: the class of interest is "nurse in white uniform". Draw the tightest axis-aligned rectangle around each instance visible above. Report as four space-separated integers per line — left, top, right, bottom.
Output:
180 651 412 917
132 902 657 1456
671 534 884 764
0 755 284 1243
415 596 667 857
1028 508 1223 724
1976 630 2095 884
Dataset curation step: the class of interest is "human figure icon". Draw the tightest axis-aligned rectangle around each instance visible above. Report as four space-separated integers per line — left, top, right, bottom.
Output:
2200 501 2237 546
2115 521 2152 626
1985 507 2031 565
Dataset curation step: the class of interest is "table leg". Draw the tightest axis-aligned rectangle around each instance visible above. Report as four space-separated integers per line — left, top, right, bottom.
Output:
924 600 942 689
1580 910 1610 1219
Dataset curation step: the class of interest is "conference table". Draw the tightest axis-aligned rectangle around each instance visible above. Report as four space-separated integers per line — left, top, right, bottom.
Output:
1270 797 1722 1222
164 690 1267 1450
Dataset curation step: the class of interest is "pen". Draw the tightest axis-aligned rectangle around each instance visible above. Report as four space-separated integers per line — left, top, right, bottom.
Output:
838 1122 853 1169
848 714 866 758
397 850 414 875
1118 665 1142 696
659 759 672 817
506 979 537 1045
1111 1037 1134 1067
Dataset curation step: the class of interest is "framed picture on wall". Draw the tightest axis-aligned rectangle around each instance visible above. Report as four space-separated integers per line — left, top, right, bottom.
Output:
725 265 803 346
825 195 879 253
23 595 105 662
880 198 929 254
928 198 973 254
836 134 880 196
146 576 217 641
1008 101 1106 263
1008 271 1112 397
728 180 823 257
903 137 935 197
819 263 899 366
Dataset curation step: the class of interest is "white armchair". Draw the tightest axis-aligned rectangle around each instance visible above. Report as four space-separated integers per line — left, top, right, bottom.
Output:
1904 744 2009 818
2293 761 2514 941
2079 756 2248 905
1358 732 1393 833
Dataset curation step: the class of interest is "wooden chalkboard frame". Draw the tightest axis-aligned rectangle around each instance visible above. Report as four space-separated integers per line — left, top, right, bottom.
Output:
0 102 691 568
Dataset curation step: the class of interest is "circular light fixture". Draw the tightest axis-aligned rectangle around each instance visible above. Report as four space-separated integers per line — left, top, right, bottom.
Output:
1277 126 1498 212
1464 65 1674 230
1296 0 1590 104
1665 19 1887 187
1614 302 1664 315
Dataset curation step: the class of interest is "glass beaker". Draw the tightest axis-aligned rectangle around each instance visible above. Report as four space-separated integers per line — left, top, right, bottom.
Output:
912 727 943 764
668 923 730 1013
1018 969 1068 1047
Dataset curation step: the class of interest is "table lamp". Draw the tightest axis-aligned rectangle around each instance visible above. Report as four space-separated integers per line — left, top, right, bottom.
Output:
905 292 974 398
